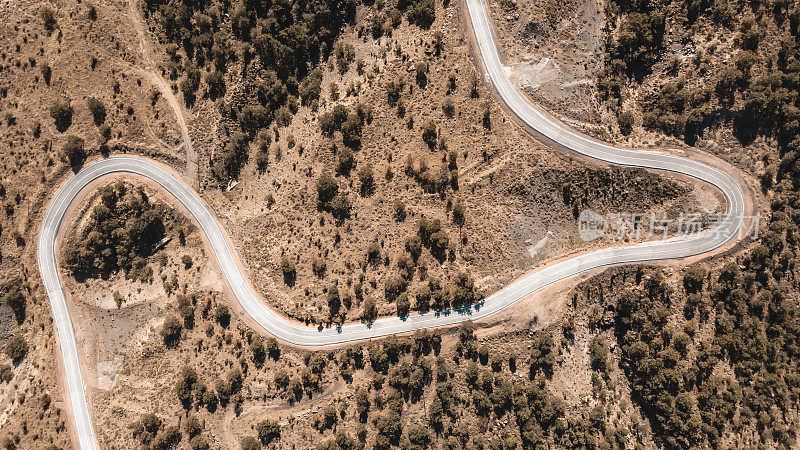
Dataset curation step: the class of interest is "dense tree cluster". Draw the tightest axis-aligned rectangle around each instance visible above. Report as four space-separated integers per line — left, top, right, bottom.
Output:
604 244 800 448
143 0 358 181
601 0 800 147
63 182 165 281
319 103 368 149
592 7 800 445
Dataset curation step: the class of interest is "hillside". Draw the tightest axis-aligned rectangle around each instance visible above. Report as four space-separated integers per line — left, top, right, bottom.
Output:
0 0 772 448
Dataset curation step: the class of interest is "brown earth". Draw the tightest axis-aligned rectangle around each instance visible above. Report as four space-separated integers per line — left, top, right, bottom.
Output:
0 0 746 447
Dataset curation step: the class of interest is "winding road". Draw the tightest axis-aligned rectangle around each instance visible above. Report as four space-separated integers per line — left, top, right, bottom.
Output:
37 0 748 448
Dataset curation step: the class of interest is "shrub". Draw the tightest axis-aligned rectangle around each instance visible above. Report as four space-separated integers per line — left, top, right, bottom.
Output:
161 316 182 347
327 285 341 316
329 194 352 221
250 337 266 365
442 98 454 117
0 364 11 383
189 435 209 450
61 135 86 169
240 436 259 450
589 334 610 375
428 230 450 261
41 64 52 85
205 71 225 99
371 14 385 38
361 297 377 322
384 274 408 302
5 335 27 363
240 105 270 135
683 266 707 294
257 420 280 445
358 165 374 196
336 148 355 176
396 293 410 317
393 200 407 221
406 0 435 29
415 62 428 86
407 424 432 448
332 105 349 127
300 69 323 106
405 235 422 261
341 113 363 148
274 369 290 390
367 241 381 264
618 110 634 135
316 174 339 207
50 100 73 132
87 97 106 125
132 413 162 445
386 79 403 106
281 257 296 286
214 304 230 327
312 256 327 278
212 131 249 181
40 6 57 32
451 272 479 307
421 120 437 148
452 201 465 228
319 111 336 136
182 62 201 94
255 143 269 173
99 124 112 144
530 333 555 377
3 284 26 324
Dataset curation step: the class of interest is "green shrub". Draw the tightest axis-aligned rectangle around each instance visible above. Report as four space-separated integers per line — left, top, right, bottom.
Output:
240 436 259 450
341 113 363 148
281 257 296 286
5 334 28 363
396 293 410 317
61 135 86 169
358 165 374 196
87 97 106 125
316 174 339 207
40 6 57 32
205 70 225 99
406 0 435 29
0 364 11 383
50 100 73 132
336 148 355 176
421 120 437 148
329 194 351 221
618 110 635 135
161 316 182 347
257 419 280 445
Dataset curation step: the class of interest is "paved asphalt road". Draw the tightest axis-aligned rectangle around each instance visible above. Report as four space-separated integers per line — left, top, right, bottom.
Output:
37 0 747 448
